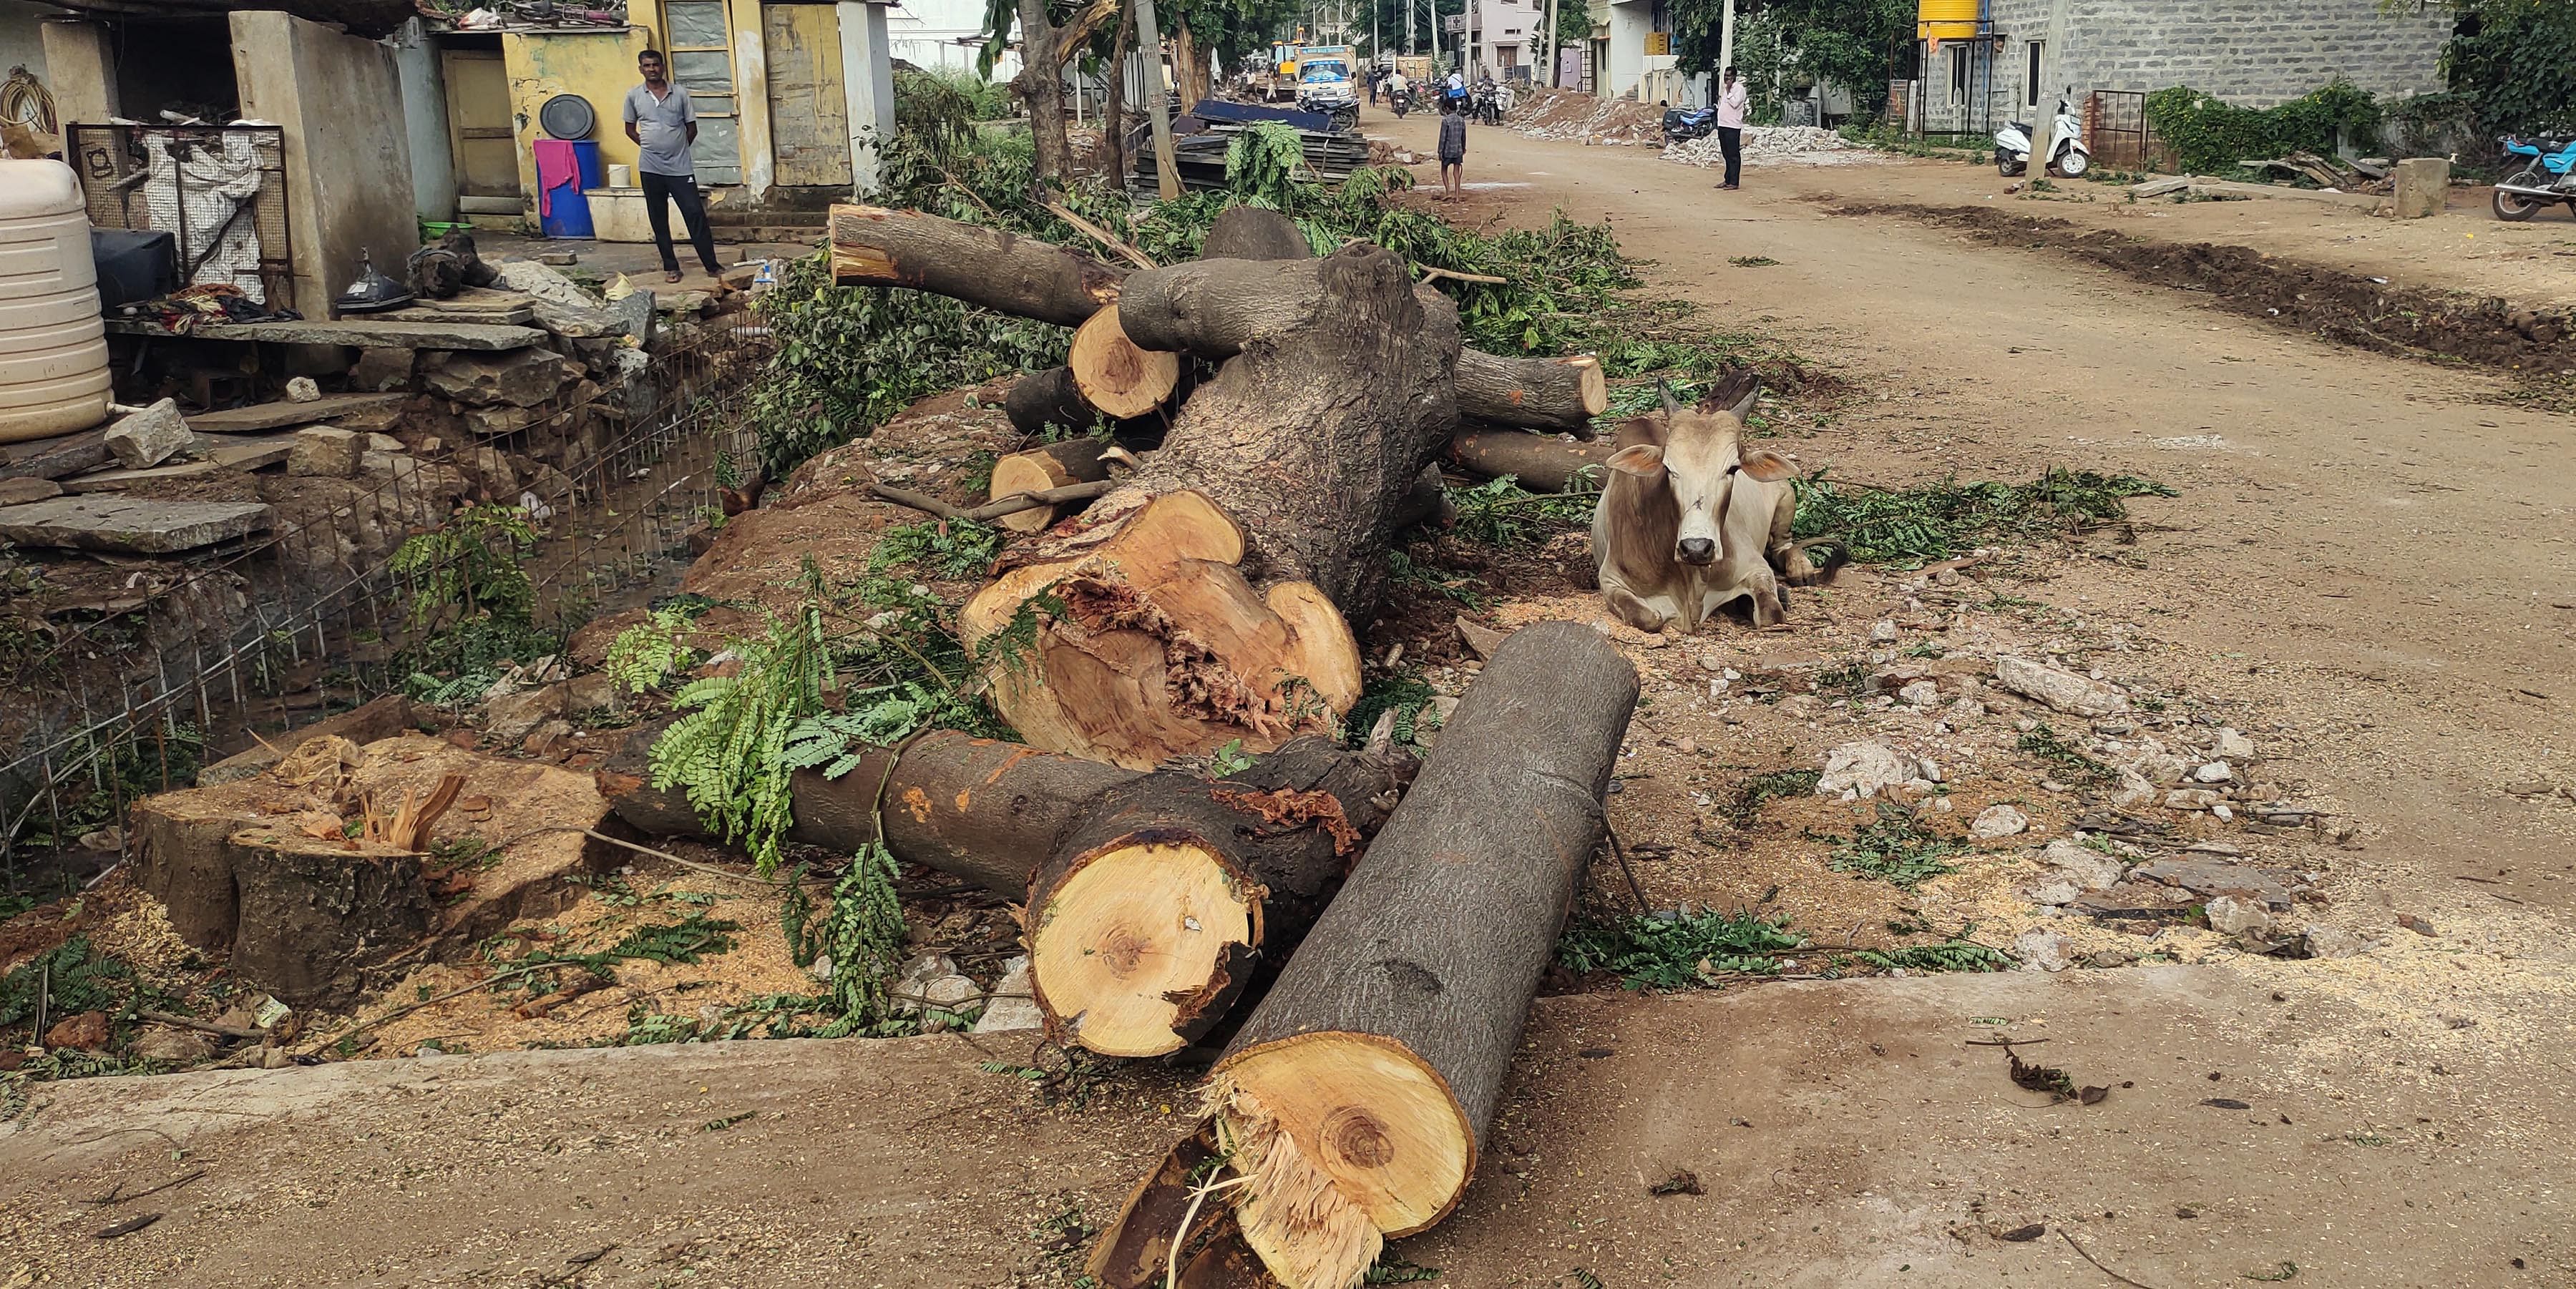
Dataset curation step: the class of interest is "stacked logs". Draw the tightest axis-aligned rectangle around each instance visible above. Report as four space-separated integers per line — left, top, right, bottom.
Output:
607 202 1654 1288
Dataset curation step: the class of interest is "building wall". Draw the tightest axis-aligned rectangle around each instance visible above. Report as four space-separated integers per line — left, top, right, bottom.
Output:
391 19 458 222
1 3 59 96
500 26 655 211
1986 0 2449 109
232 10 417 318
1601 0 1647 99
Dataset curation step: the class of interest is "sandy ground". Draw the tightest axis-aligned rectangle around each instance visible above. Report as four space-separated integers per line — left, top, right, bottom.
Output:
7 107 2576 1287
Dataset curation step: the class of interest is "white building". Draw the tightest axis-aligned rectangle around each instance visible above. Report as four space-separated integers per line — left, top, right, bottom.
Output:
887 0 1020 78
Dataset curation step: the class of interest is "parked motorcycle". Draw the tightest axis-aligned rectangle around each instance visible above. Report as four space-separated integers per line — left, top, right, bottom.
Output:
2492 134 2576 221
1994 99 2091 177
1663 104 1717 142
1470 78 1510 124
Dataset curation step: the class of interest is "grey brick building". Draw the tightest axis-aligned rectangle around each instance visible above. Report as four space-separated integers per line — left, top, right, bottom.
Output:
1913 0 2452 137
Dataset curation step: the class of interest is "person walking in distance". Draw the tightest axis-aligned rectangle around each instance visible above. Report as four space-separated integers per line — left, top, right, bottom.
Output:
1714 67 1749 191
1438 94 1468 199
623 49 723 284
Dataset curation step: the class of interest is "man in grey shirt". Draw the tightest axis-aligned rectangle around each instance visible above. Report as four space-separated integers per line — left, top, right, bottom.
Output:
622 49 721 283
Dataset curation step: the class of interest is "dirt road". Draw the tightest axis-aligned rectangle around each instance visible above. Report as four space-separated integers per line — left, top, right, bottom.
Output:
7 113 2574 1288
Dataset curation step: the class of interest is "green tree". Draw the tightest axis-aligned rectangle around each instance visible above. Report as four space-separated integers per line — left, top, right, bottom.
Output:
2436 0 2576 134
1674 0 1910 115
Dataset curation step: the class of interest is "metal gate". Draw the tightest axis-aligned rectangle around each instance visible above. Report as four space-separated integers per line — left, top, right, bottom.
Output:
66 124 295 313
2085 89 2160 170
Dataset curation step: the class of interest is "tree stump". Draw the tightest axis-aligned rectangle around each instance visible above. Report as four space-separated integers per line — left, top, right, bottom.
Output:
224 829 436 1009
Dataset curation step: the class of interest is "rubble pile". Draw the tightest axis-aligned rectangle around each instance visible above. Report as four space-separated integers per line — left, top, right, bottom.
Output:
1664 124 1883 168
1507 86 1667 145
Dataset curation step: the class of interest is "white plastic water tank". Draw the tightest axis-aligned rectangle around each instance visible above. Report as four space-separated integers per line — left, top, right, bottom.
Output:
0 158 112 443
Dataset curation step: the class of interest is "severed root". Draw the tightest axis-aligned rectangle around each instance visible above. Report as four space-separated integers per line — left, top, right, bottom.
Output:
1211 1082 1384 1289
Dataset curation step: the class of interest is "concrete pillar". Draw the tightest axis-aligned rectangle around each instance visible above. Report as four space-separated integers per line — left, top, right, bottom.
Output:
725 0 774 201
2394 157 2449 219
392 19 459 222
837 1 894 197
38 19 117 126
233 11 416 318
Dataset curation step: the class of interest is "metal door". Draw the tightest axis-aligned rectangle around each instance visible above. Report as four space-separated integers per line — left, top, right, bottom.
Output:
762 3 853 188
441 49 520 200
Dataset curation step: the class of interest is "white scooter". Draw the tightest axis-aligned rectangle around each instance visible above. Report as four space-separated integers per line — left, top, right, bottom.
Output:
1994 99 2090 177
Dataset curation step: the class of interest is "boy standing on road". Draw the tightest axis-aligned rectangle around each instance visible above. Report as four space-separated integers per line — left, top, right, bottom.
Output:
1438 95 1468 198
623 49 723 284
1714 67 1748 191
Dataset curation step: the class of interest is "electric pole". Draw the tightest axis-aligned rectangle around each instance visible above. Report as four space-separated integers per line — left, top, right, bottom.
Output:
1718 0 1736 72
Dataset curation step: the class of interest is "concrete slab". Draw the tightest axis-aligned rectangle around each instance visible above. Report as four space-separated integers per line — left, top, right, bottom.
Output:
59 435 298 492
0 496 273 553
0 429 112 481
102 318 548 351
185 393 406 434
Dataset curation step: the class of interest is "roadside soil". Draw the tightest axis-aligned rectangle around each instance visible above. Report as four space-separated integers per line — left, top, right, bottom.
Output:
6 107 2575 1288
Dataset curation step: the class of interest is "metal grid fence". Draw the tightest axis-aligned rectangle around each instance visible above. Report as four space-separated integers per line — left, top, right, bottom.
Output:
0 328 771 896
67 124 295 313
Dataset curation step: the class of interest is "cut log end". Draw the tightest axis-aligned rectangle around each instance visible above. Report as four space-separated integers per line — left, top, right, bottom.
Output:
1028 832 1262 1057
1214 1034 1473 1287
962 491 1362 770
1071 303 1181 420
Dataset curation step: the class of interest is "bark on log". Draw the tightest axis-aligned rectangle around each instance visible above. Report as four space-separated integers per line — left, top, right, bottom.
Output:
1025 738 1418 1057
600 725 1138 896
988 438 1118 533
1004 367 1104 439
1446 426 1614 493
828 205 1126 328
223 828 436 1010
1390 462 1453 531
1201 205 1314 261
1453 351 1607 436
1205 622 1639 1289
960 243 1463 770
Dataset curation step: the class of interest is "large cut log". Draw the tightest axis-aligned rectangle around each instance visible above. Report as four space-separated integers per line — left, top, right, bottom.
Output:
601 726 1138 896
988 438 1120 533
828 205 1126 328
1453 351 1607 436
958 243 1463 770
1070 303 1182 418
1201 622 1639 1289
1025 738 1417 1057
1201 205 1314 261
1446 426 1614 493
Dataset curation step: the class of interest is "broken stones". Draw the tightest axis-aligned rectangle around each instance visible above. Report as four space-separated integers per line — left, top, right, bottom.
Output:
2214 727 2257 760
2164 788 2226 812
286 426 364 478
2024 837 2124 907
1898 680 1941 707
1995 655 2129 717
424 348 586 408
2192 761 2234 784
44 1010 111 1050
1868 619 1900 643
2013 928 2072 972
1817 740 1911 799
2203 893 2273 938
1971 803 2029 840
0 476 64 506
286 376 321 402
2298 925 2370 960
892 952 978 1026
132 1025 218 1064
972 956 1043 1033
348 347 416 392
2133 857 2293 911
102 398 194 469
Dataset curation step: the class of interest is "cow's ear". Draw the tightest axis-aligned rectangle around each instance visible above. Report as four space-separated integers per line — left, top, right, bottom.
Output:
1738 450 1795 482
1606 444 1667 476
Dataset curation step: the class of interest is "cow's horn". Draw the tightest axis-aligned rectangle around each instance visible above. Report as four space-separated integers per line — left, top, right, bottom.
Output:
1657 380 1682 418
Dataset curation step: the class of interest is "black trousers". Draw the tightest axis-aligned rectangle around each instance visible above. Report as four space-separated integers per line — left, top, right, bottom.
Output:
640 170 721 275
1717 127 1742 187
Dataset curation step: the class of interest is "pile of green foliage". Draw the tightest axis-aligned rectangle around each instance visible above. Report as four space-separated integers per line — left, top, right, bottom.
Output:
1815 803 1968 888
1790 467 2175 566
390 504 556 685
1558 907 1805 989
2145 82 2384 175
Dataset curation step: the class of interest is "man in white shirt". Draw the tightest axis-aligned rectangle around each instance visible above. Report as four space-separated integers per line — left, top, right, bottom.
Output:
1714 67 1750 190
622 49 723 283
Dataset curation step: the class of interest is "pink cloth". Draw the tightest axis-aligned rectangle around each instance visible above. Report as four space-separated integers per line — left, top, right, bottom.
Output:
1716 81 1749 129
532 139 580 217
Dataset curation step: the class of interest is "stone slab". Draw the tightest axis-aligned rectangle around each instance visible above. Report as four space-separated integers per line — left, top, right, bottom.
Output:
0 496 273 553
102 318 548 351
62 435 299 491
185 393 407 434
0 429 112 481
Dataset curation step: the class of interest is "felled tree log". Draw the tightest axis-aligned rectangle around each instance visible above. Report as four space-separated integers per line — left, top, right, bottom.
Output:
988 438 1119 533
1201 622 1639 1289
1453 351 1606 436
1201 205 1314 261
1447 426 1614 492
1071 303 1181 417
1025 738 1417 1057
828 205 1126 328
600 725 1138 896
959 244 1463 770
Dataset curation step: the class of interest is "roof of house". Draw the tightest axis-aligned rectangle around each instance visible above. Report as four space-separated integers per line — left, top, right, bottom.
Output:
42 0 426 39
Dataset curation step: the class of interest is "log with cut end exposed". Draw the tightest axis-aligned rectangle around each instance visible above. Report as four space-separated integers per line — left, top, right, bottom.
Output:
987 438 1118 533
1447 426 1614 493
960 243 1463 770
1070 303 1181 418
1197 622 1639 1289
1453 351 1606 436
600 726 1138 896
828 205 1126 328
1025 739 1417 1057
